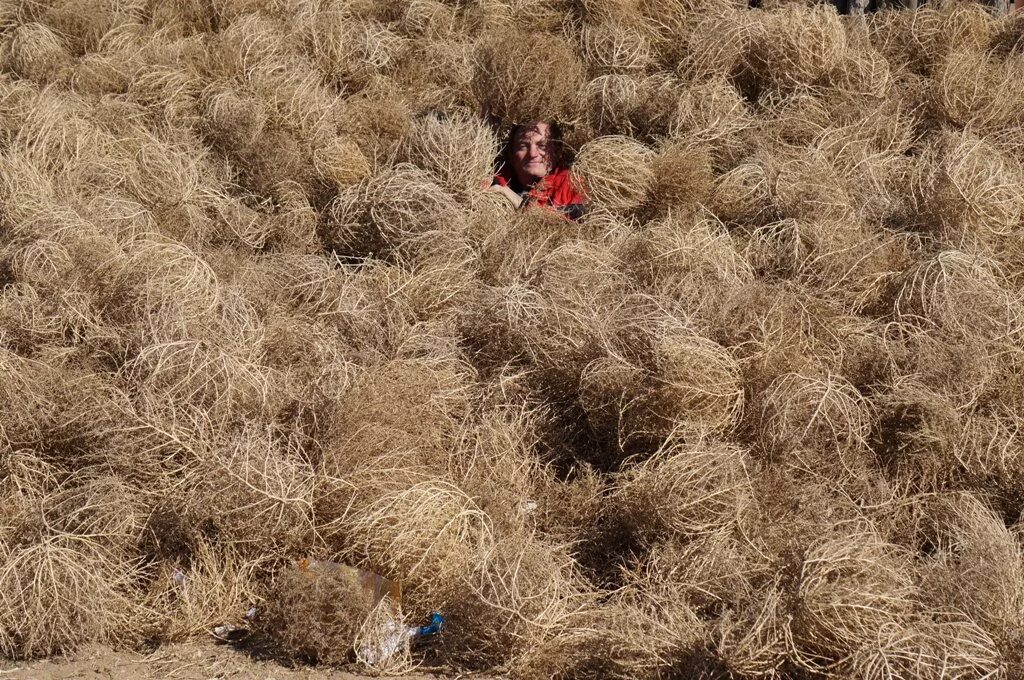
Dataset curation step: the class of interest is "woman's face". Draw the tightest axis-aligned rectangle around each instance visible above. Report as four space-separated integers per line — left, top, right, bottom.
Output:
510 122 556 185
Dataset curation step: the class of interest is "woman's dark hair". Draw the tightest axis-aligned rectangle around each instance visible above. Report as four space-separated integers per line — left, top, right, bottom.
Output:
500 120 571 170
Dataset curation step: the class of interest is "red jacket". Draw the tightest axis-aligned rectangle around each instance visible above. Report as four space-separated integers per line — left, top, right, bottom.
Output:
494 166 586 219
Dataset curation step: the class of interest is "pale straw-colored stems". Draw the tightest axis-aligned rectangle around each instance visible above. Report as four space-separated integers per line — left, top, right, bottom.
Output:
762 372 874 461
893 249 1024 343
148 541 262 641
120 237 222 319
2 22 71 83
466 536 585 638
40 474 144 554
344 480 495 583
849 611 1000 680
716 585 788 678
579 22 653 74
123 338 268 425
789 530 917 671
0 536 138 658
582 74 641 136
572 135 655 214
403 110 498 199
912 131 1024 244
198 429 317 546
615 437 752 540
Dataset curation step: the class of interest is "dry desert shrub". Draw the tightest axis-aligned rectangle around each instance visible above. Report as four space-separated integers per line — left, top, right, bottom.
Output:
125 49 207 125
313 135 372 186
405 244 480 309
744 5 847 93
759 372 874 461
645 528 762 621
765 146 857 222
903 327 1013 412
0 281 68 352
473 29 584 124
708 161 773 227
259 559 378 665
579 322 744 451
31 0 140 55
910 130 1024 245
143 540 261 642
954 411 1024 500
928 49 1024 135
442 532 593 669
878 392 1024 501
353 594 414 673
643 140 713 216
300 12 407 92
399 0 458 39
814 124 915 227
710 281 847 396
0 449 55 548
316 471 580 671
445 405 550 524
829 35 896 101
888 493 1024 661
578 72 689 140
869 4 993 75
402 110 498 199
0 537 139 658
144 0 219 37
70 52 139 96
92 236 223 337
990 10 1024 54
4 0 1024 674
578 20 654 76
889 249 1023 344
639 1 750 79
571 135 654 214
337 478 495 600
510 240 653 379
121 337 268 430
201 83 270 148
238 254 373 333
581 73 643 137
788 529 917 672
1 23 72 84
737 466 875 566
39 473 145 558
870 375 971 482
625 74 690 139
181 425 317 553
0 354 154 477
640 326 744 437
335 93 413 167
512 572 706 679
319 357 474 478
618 212 753 321
845 609 1001 680
743 217 910 312
613 437 752 545
321 163 466 257
392 37 476 111
669 77 754 167
713 584 789 677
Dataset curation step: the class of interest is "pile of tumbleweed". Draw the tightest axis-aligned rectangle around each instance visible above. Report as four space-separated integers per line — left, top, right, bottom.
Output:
1 0 1023 677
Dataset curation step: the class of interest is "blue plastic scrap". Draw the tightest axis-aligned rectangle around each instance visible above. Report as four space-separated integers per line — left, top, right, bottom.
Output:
417 612 445 638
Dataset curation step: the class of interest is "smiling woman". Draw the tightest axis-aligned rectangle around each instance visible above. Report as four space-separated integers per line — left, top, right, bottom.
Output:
488 121 587 220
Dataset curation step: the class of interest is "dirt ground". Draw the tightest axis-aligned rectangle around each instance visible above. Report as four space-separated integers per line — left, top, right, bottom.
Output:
0 644 488 680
